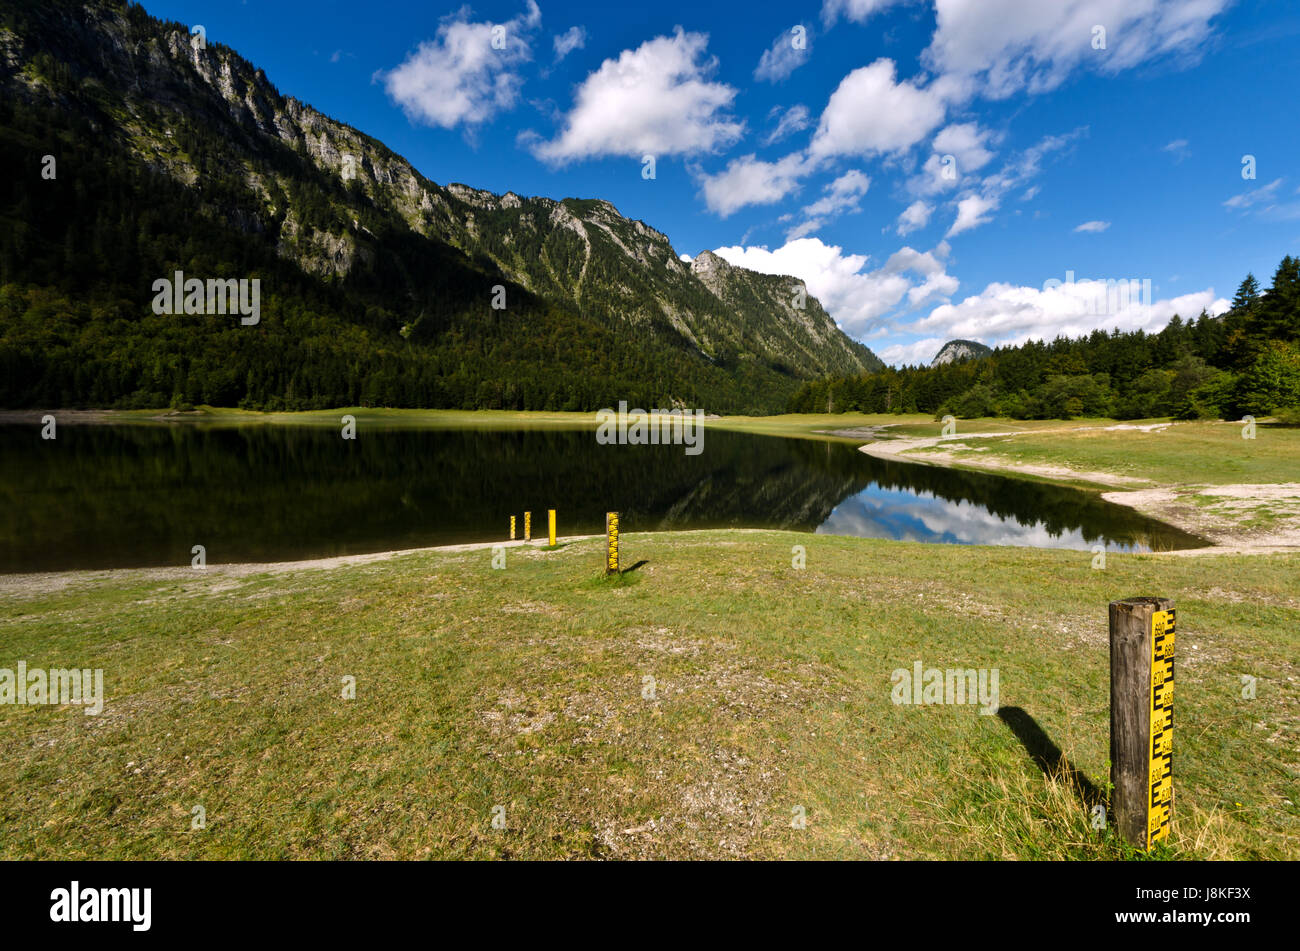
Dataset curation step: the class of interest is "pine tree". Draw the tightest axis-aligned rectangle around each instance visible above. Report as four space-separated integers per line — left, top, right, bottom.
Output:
1231 273 1261 310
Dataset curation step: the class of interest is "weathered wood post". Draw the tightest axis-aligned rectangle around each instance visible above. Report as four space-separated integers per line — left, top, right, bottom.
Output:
548 509 556 547
1109 597 1175 849
524 511 531 542
605 511 620 575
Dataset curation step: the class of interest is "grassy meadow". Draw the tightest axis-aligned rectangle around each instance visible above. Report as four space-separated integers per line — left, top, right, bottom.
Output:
2 531 1296 860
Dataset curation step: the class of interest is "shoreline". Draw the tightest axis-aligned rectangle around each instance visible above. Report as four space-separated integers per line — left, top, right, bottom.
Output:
4 525 1295 596
860 431 1300 554
5 412 1296 575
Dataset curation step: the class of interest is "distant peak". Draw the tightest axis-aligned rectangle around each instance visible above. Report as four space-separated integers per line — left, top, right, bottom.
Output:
931 338 992 367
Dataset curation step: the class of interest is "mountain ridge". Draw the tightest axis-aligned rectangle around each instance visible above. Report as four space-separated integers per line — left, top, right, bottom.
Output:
0 0 880 412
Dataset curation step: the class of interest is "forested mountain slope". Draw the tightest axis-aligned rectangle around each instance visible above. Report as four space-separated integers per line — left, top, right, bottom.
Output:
0 0 879 412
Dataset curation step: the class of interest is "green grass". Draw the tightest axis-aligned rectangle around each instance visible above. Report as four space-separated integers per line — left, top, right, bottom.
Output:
899 419 1300 486
3 531 1295 859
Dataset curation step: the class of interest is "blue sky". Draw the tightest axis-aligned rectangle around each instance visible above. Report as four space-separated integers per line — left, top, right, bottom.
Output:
145 0 1299 365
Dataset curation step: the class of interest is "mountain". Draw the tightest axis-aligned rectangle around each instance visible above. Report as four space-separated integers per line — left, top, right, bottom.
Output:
930 339 993 367
0 0 880 413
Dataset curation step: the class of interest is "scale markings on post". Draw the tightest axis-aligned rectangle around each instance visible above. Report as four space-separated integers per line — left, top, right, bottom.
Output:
605 512 620 575
1147 608 1175 847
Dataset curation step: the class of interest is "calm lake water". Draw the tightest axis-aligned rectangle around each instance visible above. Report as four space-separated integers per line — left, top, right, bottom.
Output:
0 423 1205 572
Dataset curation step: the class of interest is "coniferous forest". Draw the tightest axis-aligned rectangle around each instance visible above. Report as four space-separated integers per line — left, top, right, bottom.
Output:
788 259 1300 421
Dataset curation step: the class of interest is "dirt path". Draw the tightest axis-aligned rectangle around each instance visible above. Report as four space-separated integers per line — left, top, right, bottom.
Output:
858 429 1147 488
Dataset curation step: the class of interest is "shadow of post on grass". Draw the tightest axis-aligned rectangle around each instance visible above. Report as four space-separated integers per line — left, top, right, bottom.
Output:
996 706 1105 810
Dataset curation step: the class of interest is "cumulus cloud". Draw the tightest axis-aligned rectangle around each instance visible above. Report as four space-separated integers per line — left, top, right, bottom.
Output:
755 25 812 82
932 122 996 173
909 121 999 196
897 199 934 235
553 25 586 62
912 280 1230 351
713 238 957 336
764 104 811 146
696 153 811 217
876 337 950 367
924 0 1232 99
946 194 998 236
377 1 542 129
1074 219 1111 233
529 28 743 163
809 59 948 160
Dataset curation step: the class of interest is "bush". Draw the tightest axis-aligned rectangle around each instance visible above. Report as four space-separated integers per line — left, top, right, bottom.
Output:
949 383 999 418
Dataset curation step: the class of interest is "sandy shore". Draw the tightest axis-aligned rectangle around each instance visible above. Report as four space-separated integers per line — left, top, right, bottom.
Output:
0 535 608 597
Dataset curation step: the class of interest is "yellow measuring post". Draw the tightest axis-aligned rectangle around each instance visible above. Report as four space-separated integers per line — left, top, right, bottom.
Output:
605 511 620 575
1147 608 1175 848
1108 596 1174 849
548 509 556 547
524 511 531 542
510 515 516 541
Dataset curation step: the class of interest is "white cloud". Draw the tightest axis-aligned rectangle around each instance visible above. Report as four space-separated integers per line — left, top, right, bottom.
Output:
877 337 949 366
933 122 996 173
1224 178 1283 210
696 153 810 217
821 0 908 26
1162 138 1190 162
377 1 542 129
755 25 811 82
924 0 1232 99
978 127 1088 198
764 104 811 146
897 199 933 235
713 238 957 336
809 59 948 160
788 170 872 239
946 194 998 237
553 25 587 62
912 280 1230 351
806 169 871 216
909 121 999 196
1074 219 1111 233
530 28 743 163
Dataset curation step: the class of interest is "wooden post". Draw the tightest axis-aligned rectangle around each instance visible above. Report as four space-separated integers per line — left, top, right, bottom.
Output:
524 511 531 542
548 509 556 547
1109 596 1175 849
605 511 620 575
509 516 516 541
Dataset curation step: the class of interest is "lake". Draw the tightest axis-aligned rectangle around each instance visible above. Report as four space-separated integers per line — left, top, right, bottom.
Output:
0 423 1206 572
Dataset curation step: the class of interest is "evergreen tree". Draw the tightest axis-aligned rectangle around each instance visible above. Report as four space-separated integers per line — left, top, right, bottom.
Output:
1231 273 1261 310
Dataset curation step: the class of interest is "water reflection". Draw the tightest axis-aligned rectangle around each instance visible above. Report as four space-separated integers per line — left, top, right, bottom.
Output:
821 485 1162 551
0 423 1204 572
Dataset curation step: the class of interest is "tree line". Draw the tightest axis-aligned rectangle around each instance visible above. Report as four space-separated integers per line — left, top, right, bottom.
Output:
789 257 1300 421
